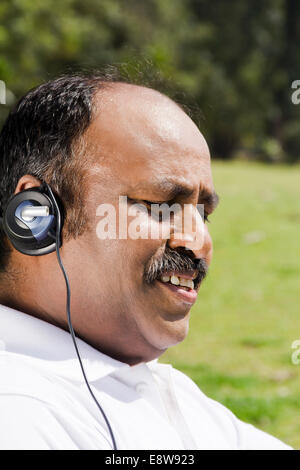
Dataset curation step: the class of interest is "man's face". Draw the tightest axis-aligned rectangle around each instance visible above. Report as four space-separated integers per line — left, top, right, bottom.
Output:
63 85 217 363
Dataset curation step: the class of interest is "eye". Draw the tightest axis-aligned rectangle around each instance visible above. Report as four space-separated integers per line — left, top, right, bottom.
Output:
141 199 165 206
129 199 174 223
127 198 160 214
141 200 167 222
137 199 212 223
128 198 161 210
128 197 159 205
141 200 155 206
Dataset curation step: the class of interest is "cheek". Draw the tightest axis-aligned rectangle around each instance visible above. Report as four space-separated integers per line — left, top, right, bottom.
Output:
127 207 166 241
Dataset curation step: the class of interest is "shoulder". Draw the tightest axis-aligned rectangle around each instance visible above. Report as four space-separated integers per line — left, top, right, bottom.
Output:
0 351 72 449
0 351 63 401
0 352 112 449
0 393 79 450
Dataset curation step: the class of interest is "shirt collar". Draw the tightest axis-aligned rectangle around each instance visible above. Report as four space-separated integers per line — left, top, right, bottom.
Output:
0 303 155 383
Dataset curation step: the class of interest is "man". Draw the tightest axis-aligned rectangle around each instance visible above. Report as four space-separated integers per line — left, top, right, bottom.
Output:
0 73 291 449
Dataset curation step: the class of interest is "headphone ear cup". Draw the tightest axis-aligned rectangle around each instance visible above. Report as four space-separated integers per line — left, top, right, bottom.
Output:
2 186 62 256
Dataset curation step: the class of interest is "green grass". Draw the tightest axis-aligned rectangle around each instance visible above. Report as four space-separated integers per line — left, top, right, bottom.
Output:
160 160 300 449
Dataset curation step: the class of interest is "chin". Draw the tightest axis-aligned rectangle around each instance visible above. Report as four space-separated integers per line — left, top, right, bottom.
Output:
149 318 190 350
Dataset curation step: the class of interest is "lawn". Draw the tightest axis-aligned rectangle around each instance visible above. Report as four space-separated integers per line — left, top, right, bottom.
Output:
160 160 300 449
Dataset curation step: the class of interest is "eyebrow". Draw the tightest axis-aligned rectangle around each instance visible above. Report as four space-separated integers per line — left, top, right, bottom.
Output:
199 187 220 213
129 178 220 212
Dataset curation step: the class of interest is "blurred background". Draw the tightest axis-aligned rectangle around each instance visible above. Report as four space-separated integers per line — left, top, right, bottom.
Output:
0 0 299 448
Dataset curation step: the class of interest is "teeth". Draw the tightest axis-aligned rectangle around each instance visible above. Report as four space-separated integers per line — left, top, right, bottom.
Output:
178 278 194 289
160 275 195 290
178 278 190 287
170 275 180 285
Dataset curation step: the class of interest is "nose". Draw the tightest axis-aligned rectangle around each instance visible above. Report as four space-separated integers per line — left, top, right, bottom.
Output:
167 204 212 260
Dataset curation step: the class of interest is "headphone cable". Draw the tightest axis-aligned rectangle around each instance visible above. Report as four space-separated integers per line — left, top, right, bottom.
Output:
47 185 117 451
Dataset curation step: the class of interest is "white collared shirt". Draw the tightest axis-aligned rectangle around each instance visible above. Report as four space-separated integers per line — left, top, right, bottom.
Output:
0 304 291 450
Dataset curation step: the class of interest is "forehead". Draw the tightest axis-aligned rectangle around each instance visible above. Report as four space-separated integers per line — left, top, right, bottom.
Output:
86 84 213 193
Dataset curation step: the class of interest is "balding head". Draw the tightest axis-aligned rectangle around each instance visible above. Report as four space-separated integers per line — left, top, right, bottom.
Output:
90 82 210 162
84 82 212 206
0 74 218 365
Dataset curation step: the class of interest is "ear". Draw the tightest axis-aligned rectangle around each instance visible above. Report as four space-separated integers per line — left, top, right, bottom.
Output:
14 175 42 195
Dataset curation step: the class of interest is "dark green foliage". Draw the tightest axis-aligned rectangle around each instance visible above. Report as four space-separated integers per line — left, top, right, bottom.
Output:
0 0 299 161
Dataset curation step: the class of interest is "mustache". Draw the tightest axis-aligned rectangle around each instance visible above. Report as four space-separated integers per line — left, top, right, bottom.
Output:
143 246 208 289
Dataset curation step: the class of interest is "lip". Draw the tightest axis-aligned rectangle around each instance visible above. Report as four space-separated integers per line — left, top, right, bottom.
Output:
156 279 198 305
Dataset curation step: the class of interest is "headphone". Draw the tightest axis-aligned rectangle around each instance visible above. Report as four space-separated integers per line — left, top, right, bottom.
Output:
0 182 117 450
0 182 62 256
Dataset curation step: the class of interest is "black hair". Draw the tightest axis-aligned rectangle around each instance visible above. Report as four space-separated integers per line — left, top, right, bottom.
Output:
0 73 114 272
0 66 191 273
